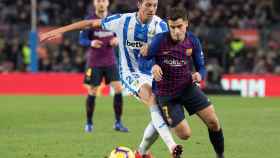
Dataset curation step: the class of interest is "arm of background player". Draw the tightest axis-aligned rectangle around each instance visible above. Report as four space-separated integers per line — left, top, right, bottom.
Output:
40 19 101 42
79 30 91 47
192 36 207 80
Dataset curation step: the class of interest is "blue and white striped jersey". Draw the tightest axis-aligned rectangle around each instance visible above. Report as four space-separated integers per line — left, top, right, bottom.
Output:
101 12 168 74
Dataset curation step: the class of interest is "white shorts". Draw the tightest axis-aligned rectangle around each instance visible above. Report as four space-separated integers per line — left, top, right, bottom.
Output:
120 71 153 95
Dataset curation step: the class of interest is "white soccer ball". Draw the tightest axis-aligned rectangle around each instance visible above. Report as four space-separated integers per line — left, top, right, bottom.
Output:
109 146 135 158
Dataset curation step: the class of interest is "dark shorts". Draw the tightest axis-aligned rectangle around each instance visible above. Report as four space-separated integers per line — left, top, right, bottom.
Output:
83 66 120 86
157 84 211 128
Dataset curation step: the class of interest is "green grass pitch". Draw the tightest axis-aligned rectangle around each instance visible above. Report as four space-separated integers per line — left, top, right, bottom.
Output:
0 95 279 158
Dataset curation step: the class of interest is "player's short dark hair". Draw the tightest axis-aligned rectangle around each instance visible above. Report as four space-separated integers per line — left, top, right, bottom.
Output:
167 7 188 21
138 0 143 3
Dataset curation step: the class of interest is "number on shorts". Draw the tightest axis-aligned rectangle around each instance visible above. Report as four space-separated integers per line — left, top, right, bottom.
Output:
162 106 169 118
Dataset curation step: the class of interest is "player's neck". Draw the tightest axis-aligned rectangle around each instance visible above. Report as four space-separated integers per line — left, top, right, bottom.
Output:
95 10 108 19
137 12 151 24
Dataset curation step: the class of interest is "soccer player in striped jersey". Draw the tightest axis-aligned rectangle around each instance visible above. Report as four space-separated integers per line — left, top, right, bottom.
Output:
141 7 225 158
40 0 182 157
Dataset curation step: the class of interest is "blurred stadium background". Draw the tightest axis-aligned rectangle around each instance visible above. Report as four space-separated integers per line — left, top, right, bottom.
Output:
0 0 280 158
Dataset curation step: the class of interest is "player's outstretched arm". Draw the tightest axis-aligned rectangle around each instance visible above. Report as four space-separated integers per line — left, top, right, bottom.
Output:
39 19 102 42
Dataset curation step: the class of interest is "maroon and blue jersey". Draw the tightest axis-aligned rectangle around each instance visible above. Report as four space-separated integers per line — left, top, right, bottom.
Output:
79 13 116 68
143 31 206 96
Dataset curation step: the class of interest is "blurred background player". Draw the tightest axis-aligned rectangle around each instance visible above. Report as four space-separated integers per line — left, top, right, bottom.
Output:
141 7 225 158
39 0 183 157
79 0 128 133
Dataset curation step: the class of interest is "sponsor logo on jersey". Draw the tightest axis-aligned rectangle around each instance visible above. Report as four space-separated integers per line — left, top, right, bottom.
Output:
163 51 170 55
163 59 187 67
126 40 144 49
94 31 114 38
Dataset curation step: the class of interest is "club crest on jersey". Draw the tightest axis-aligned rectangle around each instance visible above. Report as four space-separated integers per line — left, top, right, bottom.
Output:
186 48 193 56
148 28 156 37
86 68 92 77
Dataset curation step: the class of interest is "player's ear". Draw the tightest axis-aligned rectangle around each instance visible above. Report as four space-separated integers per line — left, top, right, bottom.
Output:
185 20 189 28
137 0 143 9
137 2 141 9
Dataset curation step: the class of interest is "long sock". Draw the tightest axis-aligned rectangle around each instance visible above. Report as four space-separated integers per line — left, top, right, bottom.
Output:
150 105 176 152
139 122 159 155
113 93 123 122
86 95 96 124
208 128 224 155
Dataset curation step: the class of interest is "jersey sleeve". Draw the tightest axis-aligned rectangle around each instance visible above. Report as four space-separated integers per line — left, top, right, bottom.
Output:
154 20 168 34
79 29 91 47
101 14 122 32
79 15 94 47
143 33 165 60
191 35 207 80
158 20 168 33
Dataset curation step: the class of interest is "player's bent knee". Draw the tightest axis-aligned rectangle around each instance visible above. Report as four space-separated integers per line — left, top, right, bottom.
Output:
208 119 221 131
174 121 192 140
88 87 98 96
139 84 156 106
114 86 123 94
111 82 123 93
179 131 191 140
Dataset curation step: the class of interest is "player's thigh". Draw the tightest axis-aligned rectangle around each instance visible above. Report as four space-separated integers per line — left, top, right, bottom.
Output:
181 84 211 116
157 96 185 129
83 84 98 95
110 81 123 94
121 72 153 105
196 105 221 131
104 65 120 84
84 67 103 87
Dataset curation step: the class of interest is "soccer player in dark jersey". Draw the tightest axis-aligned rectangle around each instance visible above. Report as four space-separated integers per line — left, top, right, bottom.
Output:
141 7 225 158
79 0 128 133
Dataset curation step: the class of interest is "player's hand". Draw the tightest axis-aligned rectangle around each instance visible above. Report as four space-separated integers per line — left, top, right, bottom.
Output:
110 37 118 47
192 72 202 83
91 40 103 48
140 44 148 56
152 64 163 81
39 31 62 42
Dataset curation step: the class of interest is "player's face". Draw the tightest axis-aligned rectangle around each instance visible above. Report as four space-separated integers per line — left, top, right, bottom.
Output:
168 18 188 42
138 0 158 21
93 0 109 12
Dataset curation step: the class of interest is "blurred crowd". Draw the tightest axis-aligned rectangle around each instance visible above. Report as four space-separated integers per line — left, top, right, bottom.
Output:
0 0 280 86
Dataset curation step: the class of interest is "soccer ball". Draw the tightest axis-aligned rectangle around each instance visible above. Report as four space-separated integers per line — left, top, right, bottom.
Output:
109 146 135 158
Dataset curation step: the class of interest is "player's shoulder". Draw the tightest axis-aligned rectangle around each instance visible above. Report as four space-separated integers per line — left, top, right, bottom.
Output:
187 31 201 44
152 31 169 43
122 12 135 17
152 16 167 26
151 15 163 22
102 13 125 23
151 16 168 33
